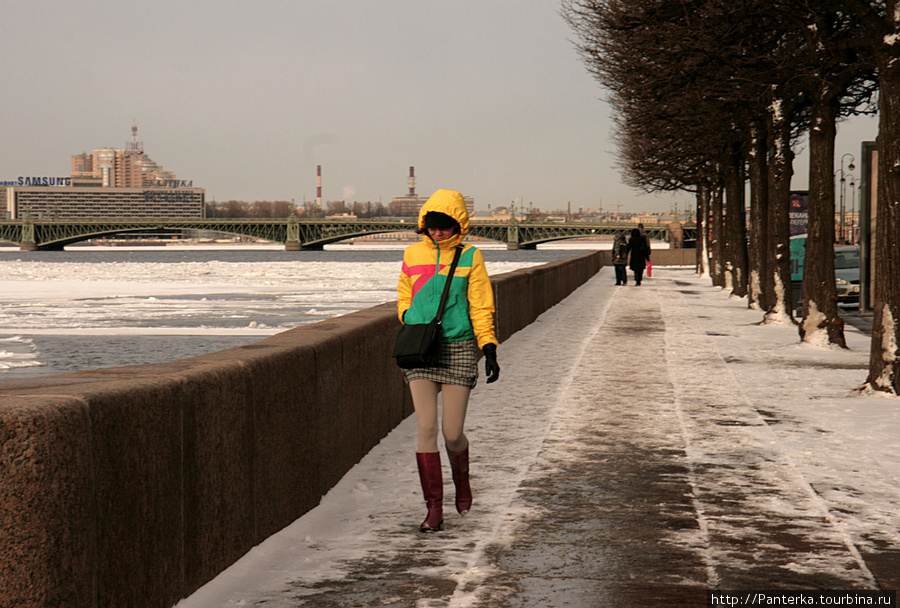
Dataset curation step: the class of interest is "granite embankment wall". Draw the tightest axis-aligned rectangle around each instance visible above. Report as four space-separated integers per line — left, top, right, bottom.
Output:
595 247 697 267
0 250 602 608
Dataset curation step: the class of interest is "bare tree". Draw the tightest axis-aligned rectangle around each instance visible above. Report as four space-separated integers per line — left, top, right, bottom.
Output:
782 4 875 346
710 182 726 288
724 141 749 296
696 182 713 277
563 0 879 341
747 121 769 309
271 200 296 217
222 200 251 218
843 0 900 392
562 0 746 296
325 200 349 216
562 0 788 299
249 201 273 218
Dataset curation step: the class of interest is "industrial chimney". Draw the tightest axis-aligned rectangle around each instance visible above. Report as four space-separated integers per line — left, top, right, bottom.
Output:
408 166 416 196
316 165 322 209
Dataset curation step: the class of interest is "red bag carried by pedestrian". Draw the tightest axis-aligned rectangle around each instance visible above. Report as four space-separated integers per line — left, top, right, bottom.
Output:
647 260 652 277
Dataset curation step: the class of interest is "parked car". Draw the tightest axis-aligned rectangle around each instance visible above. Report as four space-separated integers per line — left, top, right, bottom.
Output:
834 245 860 304
789 236 860 306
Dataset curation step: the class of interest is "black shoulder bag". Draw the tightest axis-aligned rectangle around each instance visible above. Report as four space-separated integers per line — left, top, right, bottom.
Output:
392 246 462 369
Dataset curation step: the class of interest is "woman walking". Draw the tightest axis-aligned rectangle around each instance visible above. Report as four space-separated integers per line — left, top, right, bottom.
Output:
397 189 500 532
627 227 651 285
612 231 629 285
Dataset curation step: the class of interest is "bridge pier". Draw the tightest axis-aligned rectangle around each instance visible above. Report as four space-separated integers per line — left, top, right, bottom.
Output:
23 243 66 251
284 242 325 251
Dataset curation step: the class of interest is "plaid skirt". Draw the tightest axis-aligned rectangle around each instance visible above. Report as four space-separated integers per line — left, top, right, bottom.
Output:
403 338 479 388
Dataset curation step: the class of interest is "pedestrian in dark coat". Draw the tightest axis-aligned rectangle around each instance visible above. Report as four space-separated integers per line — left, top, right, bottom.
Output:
627 228 651 285
612 232 628 285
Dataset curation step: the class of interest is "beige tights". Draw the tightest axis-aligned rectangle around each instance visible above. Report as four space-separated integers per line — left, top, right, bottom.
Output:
409 379 471 453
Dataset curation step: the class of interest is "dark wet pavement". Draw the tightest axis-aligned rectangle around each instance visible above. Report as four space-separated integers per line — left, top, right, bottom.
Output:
465 283 896 607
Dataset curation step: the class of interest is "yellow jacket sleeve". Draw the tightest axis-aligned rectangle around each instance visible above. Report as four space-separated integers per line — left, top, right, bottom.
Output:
467 248 497 348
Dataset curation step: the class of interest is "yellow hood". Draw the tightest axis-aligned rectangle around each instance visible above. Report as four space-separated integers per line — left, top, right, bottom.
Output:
417 189 470 246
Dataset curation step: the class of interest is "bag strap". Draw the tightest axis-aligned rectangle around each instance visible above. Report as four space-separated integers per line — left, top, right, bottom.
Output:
434 246 463 324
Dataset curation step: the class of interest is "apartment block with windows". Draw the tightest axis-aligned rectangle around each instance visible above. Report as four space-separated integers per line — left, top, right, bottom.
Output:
71 148 178 188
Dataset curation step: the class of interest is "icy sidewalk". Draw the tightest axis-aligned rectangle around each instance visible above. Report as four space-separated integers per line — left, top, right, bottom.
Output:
176 267 900 608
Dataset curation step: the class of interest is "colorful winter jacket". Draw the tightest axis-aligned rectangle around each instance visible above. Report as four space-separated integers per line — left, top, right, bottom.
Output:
397 189 498 349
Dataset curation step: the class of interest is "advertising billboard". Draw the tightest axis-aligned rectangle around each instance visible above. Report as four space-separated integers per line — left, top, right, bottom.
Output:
789 191 809 236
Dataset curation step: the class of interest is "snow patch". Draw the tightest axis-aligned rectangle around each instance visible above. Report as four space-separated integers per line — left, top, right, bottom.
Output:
764 273 793 325
800 300 829 348
876 305 898 391
749 269 762 310
770 96 783 121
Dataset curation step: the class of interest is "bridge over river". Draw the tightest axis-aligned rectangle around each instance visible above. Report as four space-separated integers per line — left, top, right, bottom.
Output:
0 216 695 251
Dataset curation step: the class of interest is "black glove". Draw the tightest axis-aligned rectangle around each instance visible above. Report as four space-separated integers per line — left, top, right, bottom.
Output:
482 343 500 384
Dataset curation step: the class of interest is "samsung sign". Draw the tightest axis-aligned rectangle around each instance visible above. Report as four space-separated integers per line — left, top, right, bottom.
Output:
9 177 73 186
2 177 195 188
18 177 72 186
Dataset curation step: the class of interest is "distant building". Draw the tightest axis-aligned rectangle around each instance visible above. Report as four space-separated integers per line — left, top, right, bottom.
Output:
488 206 519 221
2 125 203 219
389 194 474 217
71 124 180 188
388 194 426 216
632 213 661 225
469 210 493 221
388 168 474 217
71 148 178 188
3 186 204 219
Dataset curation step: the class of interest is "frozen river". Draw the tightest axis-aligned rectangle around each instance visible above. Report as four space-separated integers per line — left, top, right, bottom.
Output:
0 243 597 379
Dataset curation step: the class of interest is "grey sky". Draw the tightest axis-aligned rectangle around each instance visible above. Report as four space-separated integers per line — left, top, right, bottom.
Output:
1 1 878 213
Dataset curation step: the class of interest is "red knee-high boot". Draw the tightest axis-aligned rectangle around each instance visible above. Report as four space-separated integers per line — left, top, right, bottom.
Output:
416 452 443 531
447 446 472 515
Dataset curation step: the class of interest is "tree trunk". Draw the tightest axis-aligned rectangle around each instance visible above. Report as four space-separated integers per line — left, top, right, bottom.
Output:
800 94 846 347
710 181 726 288
764 93 796 324
697 184 711 277
866 46 900 392
747 122 769 311
725 142 749 298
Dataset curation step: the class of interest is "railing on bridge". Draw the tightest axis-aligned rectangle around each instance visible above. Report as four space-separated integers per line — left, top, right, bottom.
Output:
0 216 696 251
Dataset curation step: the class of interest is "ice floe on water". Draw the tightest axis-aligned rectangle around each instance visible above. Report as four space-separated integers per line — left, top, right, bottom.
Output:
0 247 547 377
0 336 44 370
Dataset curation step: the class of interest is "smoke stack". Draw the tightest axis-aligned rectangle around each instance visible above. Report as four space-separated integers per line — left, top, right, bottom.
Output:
316 165 322 209
408 166 415 196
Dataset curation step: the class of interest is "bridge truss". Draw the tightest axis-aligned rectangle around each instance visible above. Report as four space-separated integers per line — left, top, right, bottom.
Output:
0 217 695 251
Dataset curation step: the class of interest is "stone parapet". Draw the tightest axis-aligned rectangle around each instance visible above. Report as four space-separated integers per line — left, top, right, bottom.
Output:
595 247 699 267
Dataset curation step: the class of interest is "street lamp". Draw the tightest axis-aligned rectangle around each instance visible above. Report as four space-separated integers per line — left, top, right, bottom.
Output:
848 176 857 245
839 153 856 245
